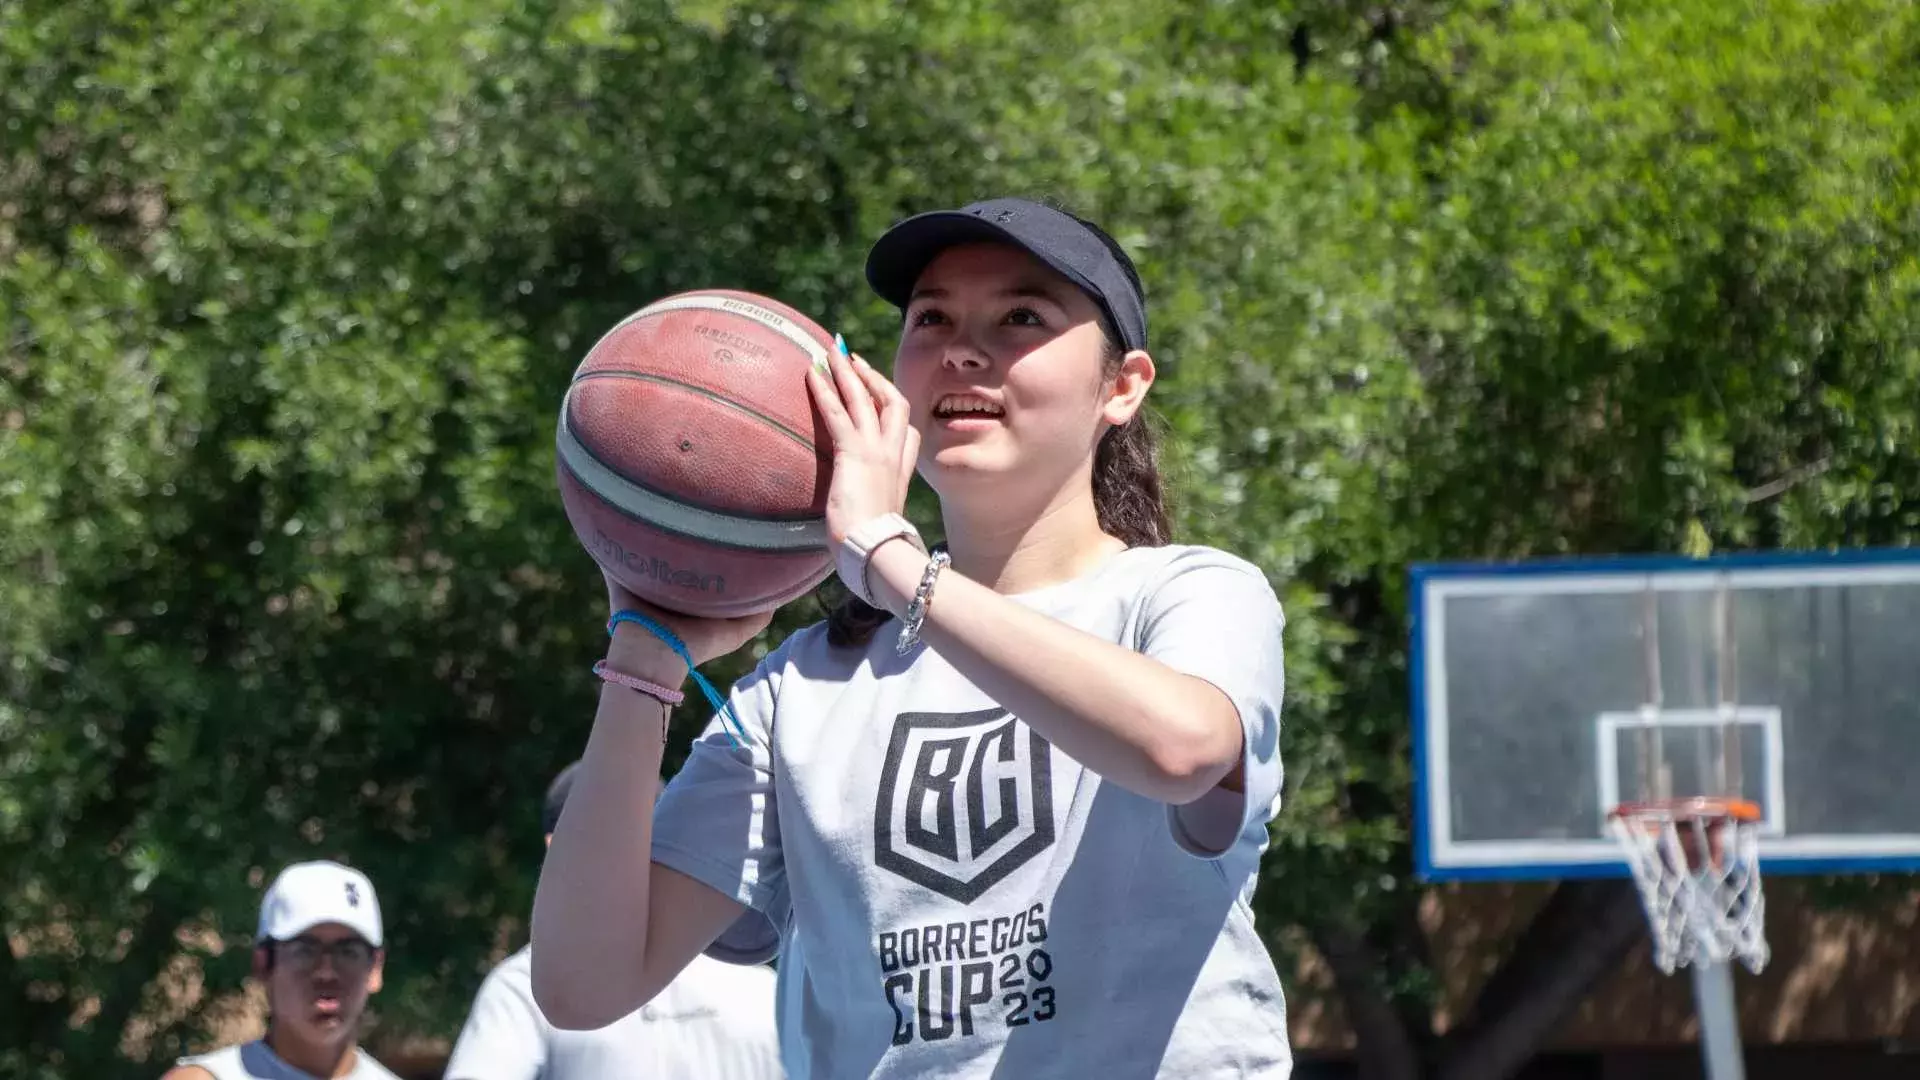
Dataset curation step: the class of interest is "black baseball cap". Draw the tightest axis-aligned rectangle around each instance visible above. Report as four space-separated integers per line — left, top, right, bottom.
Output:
542 760 581 836
864 197 1149 353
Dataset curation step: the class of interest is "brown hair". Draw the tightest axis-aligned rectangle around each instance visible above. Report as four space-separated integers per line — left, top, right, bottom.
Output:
824 331 1173 649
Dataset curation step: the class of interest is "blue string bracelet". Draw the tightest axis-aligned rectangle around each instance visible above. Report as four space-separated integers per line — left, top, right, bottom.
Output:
606 610 749 748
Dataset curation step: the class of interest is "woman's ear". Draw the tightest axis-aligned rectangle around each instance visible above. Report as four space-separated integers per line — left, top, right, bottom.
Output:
1101 349 1156 426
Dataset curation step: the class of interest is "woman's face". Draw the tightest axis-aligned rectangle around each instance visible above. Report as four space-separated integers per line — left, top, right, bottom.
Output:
892 243 1139 498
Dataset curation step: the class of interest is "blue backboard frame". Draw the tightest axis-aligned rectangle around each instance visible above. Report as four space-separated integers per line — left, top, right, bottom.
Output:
1411 546 1920 883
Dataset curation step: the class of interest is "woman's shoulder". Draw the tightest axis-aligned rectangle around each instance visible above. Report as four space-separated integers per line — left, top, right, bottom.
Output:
758 618 867 682
1113 542 1275 588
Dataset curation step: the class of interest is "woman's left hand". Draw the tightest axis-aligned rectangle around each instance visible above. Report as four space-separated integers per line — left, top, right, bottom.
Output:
808 334 921 546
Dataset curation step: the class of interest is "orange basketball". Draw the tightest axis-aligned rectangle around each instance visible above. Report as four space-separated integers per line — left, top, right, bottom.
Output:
555 289 836 618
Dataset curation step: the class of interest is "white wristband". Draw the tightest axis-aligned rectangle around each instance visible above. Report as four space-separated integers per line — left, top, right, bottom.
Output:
836 513 925 606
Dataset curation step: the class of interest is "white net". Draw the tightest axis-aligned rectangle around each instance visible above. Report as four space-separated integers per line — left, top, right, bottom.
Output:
1608 803 1769 975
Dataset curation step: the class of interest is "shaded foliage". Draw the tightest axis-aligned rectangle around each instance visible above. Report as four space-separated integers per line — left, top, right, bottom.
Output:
3 0 1917 1076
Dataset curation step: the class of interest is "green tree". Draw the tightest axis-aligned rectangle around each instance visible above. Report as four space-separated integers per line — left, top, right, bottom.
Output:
1287 2 1920 1077
3 1 1917 1078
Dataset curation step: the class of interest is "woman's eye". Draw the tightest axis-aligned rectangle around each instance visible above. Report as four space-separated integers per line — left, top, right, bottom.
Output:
1005 307 1045 327
909 308 948 327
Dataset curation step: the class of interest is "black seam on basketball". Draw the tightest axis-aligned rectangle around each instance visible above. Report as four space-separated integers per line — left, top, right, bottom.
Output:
558 455 826 555
570 371 818 454
554 416 828 553
558 416 823 526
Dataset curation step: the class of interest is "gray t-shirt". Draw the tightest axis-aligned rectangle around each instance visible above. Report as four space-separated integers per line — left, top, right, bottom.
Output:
654 544 1292 1079
176 1041 400 1080
443 946 783 1079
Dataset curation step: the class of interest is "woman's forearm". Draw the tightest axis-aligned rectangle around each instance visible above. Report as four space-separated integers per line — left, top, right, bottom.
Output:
867 540 1244 803
530 633 685 1029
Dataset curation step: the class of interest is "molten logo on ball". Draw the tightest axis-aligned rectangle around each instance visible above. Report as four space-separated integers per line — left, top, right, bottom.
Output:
692 322 772 362
592 529 727 595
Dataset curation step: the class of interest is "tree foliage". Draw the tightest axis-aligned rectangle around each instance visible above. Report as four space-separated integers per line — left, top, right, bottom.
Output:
3 0 1917 1076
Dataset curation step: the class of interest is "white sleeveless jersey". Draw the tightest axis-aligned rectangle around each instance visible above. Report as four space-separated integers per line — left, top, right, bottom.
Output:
177 1040 401 1080
443 946 783 1079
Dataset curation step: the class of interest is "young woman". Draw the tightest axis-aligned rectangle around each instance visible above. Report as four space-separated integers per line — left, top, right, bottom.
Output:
532 198 1291 1078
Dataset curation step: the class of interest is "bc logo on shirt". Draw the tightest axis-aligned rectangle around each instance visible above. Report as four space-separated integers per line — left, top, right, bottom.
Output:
873 708 1056 902
874 709 1063 1047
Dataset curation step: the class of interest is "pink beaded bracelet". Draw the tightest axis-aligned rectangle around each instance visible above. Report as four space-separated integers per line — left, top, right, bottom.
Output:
592 659 686 705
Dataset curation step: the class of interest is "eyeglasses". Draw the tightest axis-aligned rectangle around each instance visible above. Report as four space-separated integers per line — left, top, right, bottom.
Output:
275 936 376 975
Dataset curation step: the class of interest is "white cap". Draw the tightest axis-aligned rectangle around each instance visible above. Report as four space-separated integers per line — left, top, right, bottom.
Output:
256 860 384 948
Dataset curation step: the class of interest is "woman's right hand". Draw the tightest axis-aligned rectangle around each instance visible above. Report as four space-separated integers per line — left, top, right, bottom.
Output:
603 571 774 676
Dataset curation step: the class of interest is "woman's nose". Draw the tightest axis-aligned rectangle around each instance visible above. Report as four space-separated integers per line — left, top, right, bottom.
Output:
940 334 991 372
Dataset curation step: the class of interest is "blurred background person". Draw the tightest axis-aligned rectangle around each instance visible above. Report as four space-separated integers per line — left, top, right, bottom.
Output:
164 861 399 1080
443 761 783 1079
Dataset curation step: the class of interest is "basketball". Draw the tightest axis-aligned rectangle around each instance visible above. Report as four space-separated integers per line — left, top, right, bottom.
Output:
555 289 837 619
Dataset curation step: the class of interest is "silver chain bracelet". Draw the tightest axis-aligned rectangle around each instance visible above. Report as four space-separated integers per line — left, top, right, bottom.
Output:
895 548 951 655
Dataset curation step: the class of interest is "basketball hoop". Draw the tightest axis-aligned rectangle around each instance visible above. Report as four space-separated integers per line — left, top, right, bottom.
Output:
1607 796 1769 975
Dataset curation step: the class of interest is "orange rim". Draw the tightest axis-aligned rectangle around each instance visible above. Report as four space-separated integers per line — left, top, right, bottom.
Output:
1608 796 1763 825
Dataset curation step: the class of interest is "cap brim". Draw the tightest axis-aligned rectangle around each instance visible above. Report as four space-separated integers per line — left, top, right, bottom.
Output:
865 212 1078 310
257 920 382 948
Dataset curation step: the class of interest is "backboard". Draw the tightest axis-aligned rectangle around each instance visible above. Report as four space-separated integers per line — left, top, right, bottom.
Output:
1411 548 1920 881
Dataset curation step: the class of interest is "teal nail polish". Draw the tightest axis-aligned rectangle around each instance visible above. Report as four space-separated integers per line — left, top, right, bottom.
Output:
834 333 850 359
